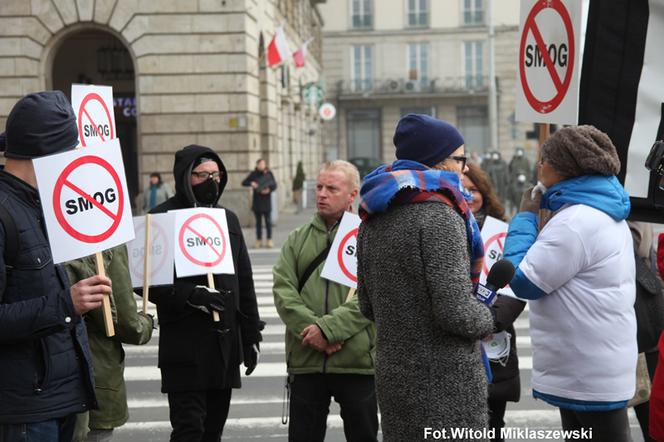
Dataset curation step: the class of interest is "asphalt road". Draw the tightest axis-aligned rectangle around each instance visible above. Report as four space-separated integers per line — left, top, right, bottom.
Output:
114 246 645 442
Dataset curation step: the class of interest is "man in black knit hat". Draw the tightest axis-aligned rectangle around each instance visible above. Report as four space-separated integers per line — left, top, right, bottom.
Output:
0 91 113 440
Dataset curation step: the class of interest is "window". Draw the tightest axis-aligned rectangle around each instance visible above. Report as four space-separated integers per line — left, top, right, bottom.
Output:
347 109 381 165
408 43 429 87
352 0 373 29
351 45 373 91
464 41 484 88
463 0 484 26
457 106 489 151
407 0 429 27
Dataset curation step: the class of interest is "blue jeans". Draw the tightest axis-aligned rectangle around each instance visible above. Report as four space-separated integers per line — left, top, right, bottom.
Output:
0 415 76 442
254 210 271 240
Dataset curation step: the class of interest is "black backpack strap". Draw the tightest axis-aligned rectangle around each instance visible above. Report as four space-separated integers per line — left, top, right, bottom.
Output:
0 196 18 269
297 242 331 293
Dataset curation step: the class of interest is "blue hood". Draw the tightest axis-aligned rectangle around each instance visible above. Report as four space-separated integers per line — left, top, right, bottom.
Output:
541 175 630 221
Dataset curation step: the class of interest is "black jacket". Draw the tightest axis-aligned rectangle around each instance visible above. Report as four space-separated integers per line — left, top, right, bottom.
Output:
149 145 261 392
489 294 526 402
0 170 96 423
242 170 276 213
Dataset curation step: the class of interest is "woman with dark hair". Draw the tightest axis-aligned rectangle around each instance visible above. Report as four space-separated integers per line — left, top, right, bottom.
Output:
143 172 173 213
462 162 526 442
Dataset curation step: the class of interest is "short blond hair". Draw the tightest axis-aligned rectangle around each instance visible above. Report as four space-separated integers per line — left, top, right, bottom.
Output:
318 160 360 190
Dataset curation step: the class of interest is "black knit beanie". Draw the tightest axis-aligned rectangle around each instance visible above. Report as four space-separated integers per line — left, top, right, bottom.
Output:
3 91 79 159
541 125 621 178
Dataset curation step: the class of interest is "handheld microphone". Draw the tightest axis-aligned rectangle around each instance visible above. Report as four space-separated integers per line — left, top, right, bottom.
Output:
475 259 516 305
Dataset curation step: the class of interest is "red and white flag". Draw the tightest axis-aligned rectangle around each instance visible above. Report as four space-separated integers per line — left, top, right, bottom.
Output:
267 26 292 68
293 38 313 68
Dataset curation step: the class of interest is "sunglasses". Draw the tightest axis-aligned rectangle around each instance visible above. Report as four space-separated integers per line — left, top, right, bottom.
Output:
449 155 468 170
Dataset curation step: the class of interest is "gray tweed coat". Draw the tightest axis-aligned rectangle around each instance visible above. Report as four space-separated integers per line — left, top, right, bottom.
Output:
357 202 495 442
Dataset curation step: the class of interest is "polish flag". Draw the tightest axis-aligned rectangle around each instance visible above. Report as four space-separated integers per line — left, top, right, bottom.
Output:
267 26 292 68
293 38 313 68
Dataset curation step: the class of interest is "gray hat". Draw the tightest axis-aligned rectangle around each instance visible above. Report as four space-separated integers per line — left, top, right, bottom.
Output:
541 125 621 178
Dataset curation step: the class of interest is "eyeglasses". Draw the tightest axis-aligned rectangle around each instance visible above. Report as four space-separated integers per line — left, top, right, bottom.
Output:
449 155 468 170
192 171 222 181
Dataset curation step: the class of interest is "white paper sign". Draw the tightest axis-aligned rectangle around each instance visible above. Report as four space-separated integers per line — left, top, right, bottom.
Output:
33 139 135 263
71 84 117 148
173 208 235 277
321 212 361 289
480 216 517 298
128 213 175 288
515 0 585 125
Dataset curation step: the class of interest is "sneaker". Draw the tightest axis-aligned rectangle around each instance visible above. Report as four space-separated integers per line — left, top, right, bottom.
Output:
255 240 262 249
267 239 274 248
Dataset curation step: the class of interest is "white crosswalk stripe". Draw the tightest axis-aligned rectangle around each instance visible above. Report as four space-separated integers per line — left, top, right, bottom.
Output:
117 262 640 441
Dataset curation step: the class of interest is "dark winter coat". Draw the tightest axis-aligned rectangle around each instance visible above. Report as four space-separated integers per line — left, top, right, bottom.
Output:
357 202 495 442
489 294 526 402
0 170 97 423
242 169 276 213
148 145 262 392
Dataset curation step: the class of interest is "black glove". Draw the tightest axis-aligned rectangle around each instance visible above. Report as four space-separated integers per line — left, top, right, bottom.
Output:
187 286 226 315
244 343 260 375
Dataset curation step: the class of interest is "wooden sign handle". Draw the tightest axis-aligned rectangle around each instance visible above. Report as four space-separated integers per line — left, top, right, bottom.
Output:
95 251 115 337
142 214 152 315
207 273 220 322
345 287 356 303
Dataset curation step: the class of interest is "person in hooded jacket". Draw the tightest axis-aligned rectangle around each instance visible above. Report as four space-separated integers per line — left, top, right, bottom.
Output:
146 145 262 442
503 126 637 441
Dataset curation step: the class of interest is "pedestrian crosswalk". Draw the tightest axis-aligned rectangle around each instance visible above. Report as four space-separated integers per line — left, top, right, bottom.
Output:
114 252 642 442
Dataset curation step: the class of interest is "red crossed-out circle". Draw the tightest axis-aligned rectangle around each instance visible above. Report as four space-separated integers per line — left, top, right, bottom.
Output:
483 232 507 277
337 227 358 283
178 213 227 267
78 93 115 147
518 0 575 114
131 220 169 279
53 155 124 243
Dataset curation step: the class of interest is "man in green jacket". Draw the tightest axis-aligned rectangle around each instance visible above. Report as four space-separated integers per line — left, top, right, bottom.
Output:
273 160 378 442
66 245 154 442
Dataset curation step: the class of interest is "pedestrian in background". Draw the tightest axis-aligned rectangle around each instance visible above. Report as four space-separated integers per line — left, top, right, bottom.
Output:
273 160 378 442
242 159 277 248
463 163 526 442
143 172 172 213
147 145 262 441
357 114 494 441
504 125 637 441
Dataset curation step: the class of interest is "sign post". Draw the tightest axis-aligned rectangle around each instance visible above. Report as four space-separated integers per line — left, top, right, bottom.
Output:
142 214 152 315
173 208 235 322
321 212 361 300
515 0 584 125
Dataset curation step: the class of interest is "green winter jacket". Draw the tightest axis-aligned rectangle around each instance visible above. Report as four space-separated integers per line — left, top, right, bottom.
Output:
273 214 375 375
65 245 153 434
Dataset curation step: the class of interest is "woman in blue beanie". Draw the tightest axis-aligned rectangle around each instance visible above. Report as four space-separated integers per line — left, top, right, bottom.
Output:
356 114 495 441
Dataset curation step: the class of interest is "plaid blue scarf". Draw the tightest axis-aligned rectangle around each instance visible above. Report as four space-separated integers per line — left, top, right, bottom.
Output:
359 159 484 283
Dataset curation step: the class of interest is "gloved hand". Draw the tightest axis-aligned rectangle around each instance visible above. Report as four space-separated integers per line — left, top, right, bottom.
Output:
244 343 260 375
519 186 542 213
186 285 226 316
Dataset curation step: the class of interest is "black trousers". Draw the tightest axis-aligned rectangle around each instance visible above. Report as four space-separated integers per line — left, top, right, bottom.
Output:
254 210 271 240
289 374 378 442
168 388 232 442
559 407 632 442
488 399 507 442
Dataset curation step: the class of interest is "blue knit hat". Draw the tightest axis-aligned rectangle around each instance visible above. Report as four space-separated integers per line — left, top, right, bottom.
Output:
393 114 465 167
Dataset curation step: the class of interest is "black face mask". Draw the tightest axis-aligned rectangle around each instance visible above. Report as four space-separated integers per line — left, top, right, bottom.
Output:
192 178 219 205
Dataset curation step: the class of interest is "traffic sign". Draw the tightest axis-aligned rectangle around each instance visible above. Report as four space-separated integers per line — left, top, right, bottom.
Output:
71 84 117 148
515 0 584 125
321 212 361 289
128 213 175 288
480 216 516 298
173 208 235 277
319 102 336 121
33 139 134 263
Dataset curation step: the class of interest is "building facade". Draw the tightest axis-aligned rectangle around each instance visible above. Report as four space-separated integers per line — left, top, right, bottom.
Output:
318 0 535 170
0 0 326 221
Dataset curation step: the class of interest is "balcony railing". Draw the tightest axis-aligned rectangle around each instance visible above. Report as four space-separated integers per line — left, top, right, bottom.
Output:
336 76 489 97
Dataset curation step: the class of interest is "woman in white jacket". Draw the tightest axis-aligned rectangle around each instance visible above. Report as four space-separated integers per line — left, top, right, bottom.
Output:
504 126 637 442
